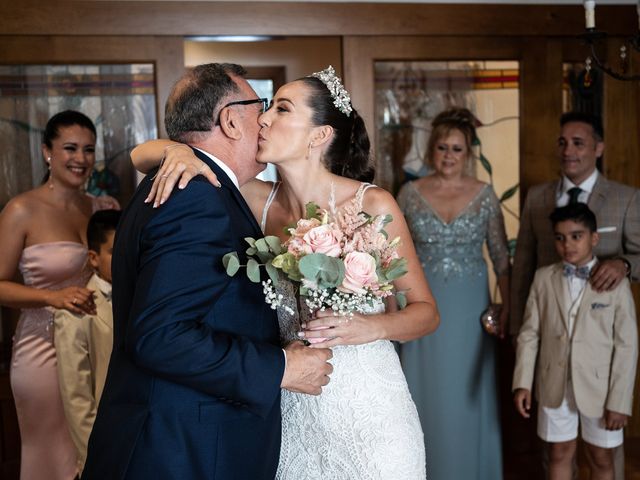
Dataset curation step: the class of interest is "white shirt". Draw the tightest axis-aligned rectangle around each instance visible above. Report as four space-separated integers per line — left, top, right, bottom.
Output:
565 256 598 303
556 169 599 207
193 147 240 190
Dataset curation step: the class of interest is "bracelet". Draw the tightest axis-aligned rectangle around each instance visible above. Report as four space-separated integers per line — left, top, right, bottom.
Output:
617 257 632 277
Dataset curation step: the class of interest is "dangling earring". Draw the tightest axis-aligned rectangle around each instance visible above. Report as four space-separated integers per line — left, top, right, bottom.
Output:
306 142 313 161
47 157 54 190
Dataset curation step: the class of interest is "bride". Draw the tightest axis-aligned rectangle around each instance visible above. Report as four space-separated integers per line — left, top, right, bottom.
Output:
133 66 439 478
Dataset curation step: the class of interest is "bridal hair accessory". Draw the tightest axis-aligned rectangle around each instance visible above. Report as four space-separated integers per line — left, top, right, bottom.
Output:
310 66 353 116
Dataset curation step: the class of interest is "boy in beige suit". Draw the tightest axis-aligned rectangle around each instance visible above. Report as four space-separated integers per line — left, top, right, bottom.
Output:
54 209 120 475
513 203 638 480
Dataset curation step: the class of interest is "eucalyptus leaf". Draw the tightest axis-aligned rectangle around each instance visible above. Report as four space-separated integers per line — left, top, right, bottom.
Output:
246 247 257 256
265 262 279 285
222 252 240 276
255 238 270 253
244 237 257 248
299 253 345 288
255 251 273 264
246 258 261 283
383 258 408 281
265 235 283 254
396 291 407 309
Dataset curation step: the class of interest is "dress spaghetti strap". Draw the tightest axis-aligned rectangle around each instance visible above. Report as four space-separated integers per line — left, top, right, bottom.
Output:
260 181 281 233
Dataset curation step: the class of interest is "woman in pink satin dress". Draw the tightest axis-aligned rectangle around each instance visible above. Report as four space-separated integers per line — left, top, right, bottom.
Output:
0 111 118 480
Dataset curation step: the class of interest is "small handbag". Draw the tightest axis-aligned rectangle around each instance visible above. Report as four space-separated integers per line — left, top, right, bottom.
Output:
480 303 502 336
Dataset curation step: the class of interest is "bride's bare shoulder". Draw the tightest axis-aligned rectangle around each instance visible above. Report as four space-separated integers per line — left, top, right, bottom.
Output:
241 178 276 217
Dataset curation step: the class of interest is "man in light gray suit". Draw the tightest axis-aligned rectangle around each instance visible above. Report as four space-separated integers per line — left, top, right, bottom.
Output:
510 111 640 480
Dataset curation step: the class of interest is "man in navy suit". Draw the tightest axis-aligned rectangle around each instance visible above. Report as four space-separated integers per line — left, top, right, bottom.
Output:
83 63 333 479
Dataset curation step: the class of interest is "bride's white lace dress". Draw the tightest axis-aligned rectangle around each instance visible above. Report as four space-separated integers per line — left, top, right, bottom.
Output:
264 183 426 480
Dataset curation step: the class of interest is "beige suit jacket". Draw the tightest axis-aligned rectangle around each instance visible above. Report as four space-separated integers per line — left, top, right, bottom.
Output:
510 174 640 336
54 274 113 473
512 263 638 418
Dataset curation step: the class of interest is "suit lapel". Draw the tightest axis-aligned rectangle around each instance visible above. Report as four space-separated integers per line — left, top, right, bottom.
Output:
544 181 559 212
550 264 570 333
588 174 607 219
192 148 262 237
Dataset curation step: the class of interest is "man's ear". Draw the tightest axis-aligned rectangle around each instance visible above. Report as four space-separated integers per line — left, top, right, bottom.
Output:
88 250 99 270
595 140 605 159
310 125 334 148
591 231 600 248
218 108 242 140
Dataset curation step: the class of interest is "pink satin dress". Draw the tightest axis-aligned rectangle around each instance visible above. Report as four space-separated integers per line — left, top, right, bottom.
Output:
10 196 118 480
11 242 92 479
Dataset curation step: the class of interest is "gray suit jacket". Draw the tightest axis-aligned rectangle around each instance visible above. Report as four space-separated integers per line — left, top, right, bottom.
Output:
513 263 638 417
510 175 640 336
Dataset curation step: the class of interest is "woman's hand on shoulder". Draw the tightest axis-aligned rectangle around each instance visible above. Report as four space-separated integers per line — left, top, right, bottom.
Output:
145 144 221 208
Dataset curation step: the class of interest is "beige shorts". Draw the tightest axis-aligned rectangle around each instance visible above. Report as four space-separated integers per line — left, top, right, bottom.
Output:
537 383 623 448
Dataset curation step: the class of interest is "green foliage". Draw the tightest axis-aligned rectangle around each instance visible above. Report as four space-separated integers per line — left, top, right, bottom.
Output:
222 252 240 276
396 291 408 309
272 252 303 282
299 253 345 289
246 258 261 283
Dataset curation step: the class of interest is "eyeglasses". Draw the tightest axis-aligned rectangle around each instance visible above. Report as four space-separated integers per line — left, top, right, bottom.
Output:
215 97 269 125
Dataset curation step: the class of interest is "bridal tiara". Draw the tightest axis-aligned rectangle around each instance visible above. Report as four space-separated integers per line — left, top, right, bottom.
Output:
310 66 353 116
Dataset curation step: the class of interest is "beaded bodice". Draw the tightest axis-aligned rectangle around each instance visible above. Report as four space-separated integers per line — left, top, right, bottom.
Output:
398 181 509 281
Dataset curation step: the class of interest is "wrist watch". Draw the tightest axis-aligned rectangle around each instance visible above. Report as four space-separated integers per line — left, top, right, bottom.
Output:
619 257 632 277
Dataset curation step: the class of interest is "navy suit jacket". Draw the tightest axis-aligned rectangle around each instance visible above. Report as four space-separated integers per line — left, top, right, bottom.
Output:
83 149 285 479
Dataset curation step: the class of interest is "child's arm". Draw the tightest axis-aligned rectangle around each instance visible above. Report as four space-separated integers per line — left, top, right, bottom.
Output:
604 410 629 430
606 278 639 417
514 388 532 418
512 272 542 392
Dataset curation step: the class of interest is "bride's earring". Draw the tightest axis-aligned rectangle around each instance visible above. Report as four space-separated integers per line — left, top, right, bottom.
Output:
306 142 313 161
46 157 54 190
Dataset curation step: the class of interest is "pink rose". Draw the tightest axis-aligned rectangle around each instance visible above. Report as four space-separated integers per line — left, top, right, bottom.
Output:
340 251 378 294
302 225 343 257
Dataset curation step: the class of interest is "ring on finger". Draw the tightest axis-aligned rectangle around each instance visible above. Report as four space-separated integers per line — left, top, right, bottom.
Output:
161 174 169 178
72 298 78 305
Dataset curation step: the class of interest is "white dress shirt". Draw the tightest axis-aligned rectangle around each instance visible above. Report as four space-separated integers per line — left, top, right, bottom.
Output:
556 169 599 207
193 147 240 190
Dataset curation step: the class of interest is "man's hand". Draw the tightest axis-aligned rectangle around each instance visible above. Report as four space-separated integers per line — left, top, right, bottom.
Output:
590 259 627 292
513 388 532 419
604 409 628 430
281 341 333 395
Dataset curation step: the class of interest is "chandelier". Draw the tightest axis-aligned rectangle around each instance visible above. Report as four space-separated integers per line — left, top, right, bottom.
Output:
582 0 640 83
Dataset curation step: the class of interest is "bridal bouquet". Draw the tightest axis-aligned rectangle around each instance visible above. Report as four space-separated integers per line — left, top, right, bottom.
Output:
222 201 408 316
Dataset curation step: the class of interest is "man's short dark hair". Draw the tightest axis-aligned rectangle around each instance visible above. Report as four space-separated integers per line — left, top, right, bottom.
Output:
88 209 121 252
560 111 604 142
550 203 597 233
165 63 246 143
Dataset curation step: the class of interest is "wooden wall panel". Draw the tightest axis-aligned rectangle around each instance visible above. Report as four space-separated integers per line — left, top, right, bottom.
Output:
603 38 640 438
518 38 564 198
0 2 634 37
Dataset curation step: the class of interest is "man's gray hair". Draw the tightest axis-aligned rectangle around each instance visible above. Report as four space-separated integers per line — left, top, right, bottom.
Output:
165 63 246 143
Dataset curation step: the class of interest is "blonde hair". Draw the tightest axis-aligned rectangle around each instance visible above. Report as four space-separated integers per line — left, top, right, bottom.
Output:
425 107 478 176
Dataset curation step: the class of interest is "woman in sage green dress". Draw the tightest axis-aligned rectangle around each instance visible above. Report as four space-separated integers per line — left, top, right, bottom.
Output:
398 107 510 480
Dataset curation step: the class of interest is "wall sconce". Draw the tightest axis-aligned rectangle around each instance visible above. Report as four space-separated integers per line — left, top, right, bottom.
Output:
581 0 640 83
